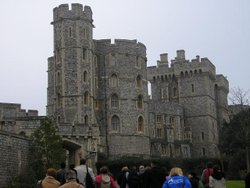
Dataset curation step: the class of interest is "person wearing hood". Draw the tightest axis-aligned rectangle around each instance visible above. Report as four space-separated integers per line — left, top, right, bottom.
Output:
209 165 226 188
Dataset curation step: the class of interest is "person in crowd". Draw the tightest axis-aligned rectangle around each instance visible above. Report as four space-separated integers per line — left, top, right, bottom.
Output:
144 160 166 188
117 166 130 188
59 170 85 188
41 168 60 188
188 172 200 188
162 167 191 188
74 158 95 186
127 165 140 188
245 172 250 188
56 162 66 185
95 166 116 188
138 165 146 188
201 162 214 188
209 165 226 188
69 164 79 183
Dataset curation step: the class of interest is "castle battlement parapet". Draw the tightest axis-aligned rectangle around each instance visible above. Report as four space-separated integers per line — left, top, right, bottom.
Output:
95 39 146 58
52 3 92 23
147 50 216 81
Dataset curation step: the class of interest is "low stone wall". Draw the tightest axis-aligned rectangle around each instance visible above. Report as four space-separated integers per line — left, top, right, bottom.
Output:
0 130 30 187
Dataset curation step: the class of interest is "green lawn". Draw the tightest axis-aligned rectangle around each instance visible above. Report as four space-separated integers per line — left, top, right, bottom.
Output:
226 180 244 188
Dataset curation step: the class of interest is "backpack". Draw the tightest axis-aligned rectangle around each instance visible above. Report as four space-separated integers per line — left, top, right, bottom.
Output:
100 175 111 188
85 166 95 188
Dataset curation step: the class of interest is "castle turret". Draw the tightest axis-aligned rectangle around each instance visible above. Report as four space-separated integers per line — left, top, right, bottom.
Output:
47 3 98 167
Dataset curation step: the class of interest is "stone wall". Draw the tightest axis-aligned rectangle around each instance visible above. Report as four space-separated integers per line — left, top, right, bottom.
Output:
0 131 30 187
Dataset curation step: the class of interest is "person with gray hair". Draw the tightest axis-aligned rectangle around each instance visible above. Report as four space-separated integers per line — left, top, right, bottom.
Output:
59 170 85 188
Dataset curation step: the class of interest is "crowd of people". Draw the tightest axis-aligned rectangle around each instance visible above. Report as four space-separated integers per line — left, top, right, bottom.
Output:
37 160 250 188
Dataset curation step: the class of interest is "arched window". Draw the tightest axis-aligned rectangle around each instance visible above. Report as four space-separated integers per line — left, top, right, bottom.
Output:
83 71 87 82
84 115 88 124
111 115 120 131
110 74 118 87
137 95 143 109
84 92 89 105
138 116 144 132
69 27 72 37
191 84 195 93
136 75 142 88
111 94 119 108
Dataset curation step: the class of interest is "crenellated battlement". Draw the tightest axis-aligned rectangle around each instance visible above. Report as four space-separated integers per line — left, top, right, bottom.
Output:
52 3 92 23
95 39 146 57
147 50 216 81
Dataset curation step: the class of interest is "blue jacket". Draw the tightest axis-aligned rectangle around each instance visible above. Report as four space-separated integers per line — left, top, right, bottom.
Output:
162 175 191 188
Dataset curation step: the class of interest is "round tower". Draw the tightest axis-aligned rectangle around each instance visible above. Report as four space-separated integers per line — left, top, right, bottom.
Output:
94 39 151 158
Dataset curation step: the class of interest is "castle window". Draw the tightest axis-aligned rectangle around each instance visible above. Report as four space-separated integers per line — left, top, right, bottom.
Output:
170 116 175 128
201 132 205 141
161 88 168 100
190 70 193 76
191 84 195 93
84 92 89 105
69 27 72 37
137 95 143 109
162 145 167 155
57 72 61 85
136 75 142 88
83 28 86 39
84 115 88 124
111 94 119 108
138 116 144 132
156 128 162 138
156 115 162 123
82 48 86 60
202 147 206 156
94 99 100 109
181 72 184 77
111 115 120 131
95 77 98 88
83 71 88 82
110 74 118 87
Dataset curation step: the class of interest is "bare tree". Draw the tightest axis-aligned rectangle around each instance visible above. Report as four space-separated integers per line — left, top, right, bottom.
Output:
229 86 249 105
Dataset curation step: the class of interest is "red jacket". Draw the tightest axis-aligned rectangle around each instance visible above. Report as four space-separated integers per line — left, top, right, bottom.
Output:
95 174 116 188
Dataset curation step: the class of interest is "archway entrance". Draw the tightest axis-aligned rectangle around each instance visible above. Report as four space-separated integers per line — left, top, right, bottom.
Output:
62 138 82 167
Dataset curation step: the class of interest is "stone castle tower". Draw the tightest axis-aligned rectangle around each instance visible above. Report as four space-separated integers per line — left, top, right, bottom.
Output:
47 3 228 164
47 4 150 165
147 50 229 157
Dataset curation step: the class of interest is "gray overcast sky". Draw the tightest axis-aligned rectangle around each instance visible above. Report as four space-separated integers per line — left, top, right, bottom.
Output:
0 0 249 115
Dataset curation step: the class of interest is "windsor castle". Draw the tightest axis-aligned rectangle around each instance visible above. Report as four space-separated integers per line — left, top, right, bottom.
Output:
0 3 229 184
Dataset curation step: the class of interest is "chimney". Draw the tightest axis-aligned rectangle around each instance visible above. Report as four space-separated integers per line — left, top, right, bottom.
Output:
176 50 185 60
